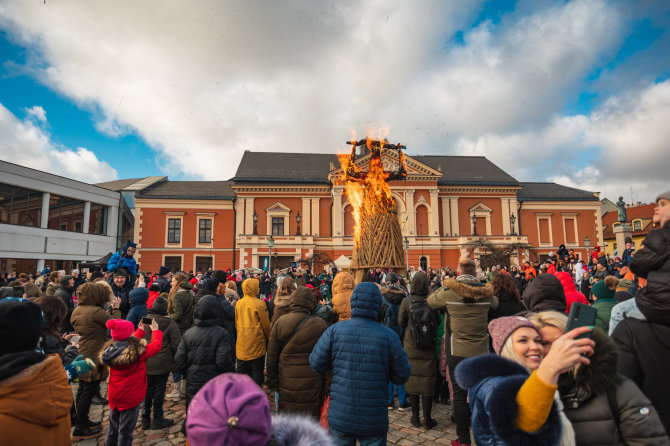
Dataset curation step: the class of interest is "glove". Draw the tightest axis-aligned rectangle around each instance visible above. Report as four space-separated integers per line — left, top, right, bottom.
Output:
72 355 96 375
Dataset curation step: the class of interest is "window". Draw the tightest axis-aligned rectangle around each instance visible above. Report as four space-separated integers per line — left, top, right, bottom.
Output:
164 256 182 273
198 219 212 244
0 183 42 228
48 194 86 232
272 217 284 236
75 221 82 233
167 218 181 243
633 220 642 231
88 203 109 235
195 256 213 272
539 219 551 244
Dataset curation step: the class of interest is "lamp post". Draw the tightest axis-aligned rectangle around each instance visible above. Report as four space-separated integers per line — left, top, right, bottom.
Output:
510 213 517 235
584 236 591 262
267 235 274 276
296 211 301 236
403 236 410 272
252 210 258 235
472 214 478 236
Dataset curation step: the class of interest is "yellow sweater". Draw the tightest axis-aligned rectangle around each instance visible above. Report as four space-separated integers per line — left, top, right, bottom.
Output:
515 370 558 432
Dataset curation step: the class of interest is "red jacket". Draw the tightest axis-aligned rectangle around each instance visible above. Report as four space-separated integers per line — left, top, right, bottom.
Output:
146 291 160 309
555 271 588 313
103 328 163 411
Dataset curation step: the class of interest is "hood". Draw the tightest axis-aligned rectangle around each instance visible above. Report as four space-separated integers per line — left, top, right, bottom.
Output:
270 413 334 446
242 278 259 298
455 354 527 389
522 274 567 312
289 287 316 314
350 282 381 319
444 277 494 301
381 287 406 305
193 295 221 326
410 271 429 297
614 290 633 303
129 287 149 307
555 271 577 293
101 339 147 366
0 355 72 427
332 272 354 295
638 288 670 325
121 240 136 257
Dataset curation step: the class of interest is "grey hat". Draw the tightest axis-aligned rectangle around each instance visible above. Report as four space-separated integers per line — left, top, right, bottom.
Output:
656 191 670 204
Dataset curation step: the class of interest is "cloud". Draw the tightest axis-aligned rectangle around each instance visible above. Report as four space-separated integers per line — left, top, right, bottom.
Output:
0 102 117 183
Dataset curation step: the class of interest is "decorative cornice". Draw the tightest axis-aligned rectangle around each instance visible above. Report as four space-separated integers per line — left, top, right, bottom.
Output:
438 186 521 194
232 185 332 194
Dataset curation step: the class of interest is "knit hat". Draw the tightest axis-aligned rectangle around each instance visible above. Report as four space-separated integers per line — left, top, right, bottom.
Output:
158 266 170 276
0 300 43 354
113 269 128 278
200 278 220 292
656 191 670 204
105 319 135 341
617 279 633 289
591 280 615 300
150 296 168 316
488 316 540 355
189 277 199 286
186 373 271 446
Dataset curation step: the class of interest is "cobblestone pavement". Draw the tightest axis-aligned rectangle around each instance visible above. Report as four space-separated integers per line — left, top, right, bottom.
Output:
72 379 467 446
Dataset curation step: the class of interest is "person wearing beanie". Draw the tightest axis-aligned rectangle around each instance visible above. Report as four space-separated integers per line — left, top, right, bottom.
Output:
614 278 634 302
70 282 122 440
310 282 411 444
141 297 181 430
146 284 161 309
235 278 271 386
0 300 74 446
611 190 670 434
529 311 670 446
54 274 75 332
175 295 234 435
521 273 567 313
455 316 595 446
107 240 138 287
126 286 149 329
101 318 163 446
154 265 172 293
108 269 131 319
591 276 619 331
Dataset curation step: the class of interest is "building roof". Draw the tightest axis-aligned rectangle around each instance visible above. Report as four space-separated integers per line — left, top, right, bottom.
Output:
138 180 235 199
517 182 599 201
602 203 655 239
412 155 519 185
95 176 166 191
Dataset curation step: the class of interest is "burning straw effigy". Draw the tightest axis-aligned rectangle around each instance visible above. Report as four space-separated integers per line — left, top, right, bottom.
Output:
337 136 408 283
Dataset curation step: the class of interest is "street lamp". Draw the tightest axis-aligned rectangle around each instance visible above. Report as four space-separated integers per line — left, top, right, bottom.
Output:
403 236 410 273
267 235 274 275
252 210 258 235
472 214 478 236
510 213 517 235
295 211 301 236
584 236 591 262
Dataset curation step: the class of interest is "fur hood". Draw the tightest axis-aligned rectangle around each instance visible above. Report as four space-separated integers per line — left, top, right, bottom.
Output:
444 277 494 301
269 413 334 446
455 353 528 389
100 338 147 367
381 287 406 305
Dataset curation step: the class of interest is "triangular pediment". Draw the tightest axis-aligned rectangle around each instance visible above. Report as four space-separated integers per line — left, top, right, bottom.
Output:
469 202 493 213
328 150 443 182
265 202 291 212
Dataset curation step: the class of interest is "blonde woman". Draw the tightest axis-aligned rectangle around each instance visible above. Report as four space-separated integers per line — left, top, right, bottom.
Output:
529 311 669 446
224 280 239 306
270 277 296 326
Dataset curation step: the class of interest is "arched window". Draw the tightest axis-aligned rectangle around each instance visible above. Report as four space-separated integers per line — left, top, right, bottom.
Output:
344 205 354 237
416 204 429 236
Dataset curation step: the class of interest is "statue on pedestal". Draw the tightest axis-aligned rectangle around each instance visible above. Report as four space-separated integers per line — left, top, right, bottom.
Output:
616 196 627 224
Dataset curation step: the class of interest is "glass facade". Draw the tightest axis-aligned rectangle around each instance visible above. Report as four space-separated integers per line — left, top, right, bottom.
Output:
0 183 42 228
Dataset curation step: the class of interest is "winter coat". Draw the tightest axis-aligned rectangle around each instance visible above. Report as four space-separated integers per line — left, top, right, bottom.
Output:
153 275 171 293
40 333 79 367
398 272 438 396
559 328 669 446
427 275 498 361
45 282 58 296
266 287 329 418
455 354 565 446
108 278 131 318
331 272 354 322
0 354 73 446
126 287 149 328
70 304 120 382
489 290 527 320
592 298 617 331
54 284 75 332
271 303 291 327
612 249 670 437
146 290 160 309
379 285 407 340
107 241 138 276
169 289 194 334
522 273 567 313
175 296 234 402
310 282 411 437
555 271 588 314
629 220 670 318
101 328 163 411
234 279 271 361
144 304 181 376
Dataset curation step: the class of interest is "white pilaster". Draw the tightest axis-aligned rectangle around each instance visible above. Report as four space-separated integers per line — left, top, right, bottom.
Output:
501 198 511 235
405 189 415 235
430 189 440 236
450 198 460 236
332 188 343 237
244 198 255 235
302 198 311 236
441 197 451 236
40 192 50 228
311 198 319 237
235 199 244 236
83 201 91 234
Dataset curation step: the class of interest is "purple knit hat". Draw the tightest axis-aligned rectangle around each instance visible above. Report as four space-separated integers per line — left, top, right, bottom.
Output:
186 373 271 446
488 316 540 355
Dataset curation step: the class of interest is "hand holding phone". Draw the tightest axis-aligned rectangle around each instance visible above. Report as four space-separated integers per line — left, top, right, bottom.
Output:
70 335 81 345
141 317 153 326
566 302 597 340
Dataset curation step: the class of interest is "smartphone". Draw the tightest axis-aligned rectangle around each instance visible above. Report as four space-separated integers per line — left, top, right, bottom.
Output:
70 335 81 345
141 317 153 325
565 302 597 340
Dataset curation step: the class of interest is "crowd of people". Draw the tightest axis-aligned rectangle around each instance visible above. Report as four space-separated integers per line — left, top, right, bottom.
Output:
1 191 669 446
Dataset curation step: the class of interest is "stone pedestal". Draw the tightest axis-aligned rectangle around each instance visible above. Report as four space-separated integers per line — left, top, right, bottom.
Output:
613 224 633 255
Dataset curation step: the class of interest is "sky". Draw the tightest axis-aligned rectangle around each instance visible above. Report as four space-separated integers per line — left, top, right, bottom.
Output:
0 0 668 203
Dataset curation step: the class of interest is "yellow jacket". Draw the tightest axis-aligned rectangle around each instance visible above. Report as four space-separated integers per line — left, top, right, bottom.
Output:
235 278 271 361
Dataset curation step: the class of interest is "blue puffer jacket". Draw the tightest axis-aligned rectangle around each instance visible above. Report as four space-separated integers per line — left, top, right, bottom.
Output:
126 287 149 329
107 241 138 276
310 282 411 437
455 354 563 446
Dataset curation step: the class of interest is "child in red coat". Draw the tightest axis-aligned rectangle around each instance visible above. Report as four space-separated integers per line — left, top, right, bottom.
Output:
101 318 163 446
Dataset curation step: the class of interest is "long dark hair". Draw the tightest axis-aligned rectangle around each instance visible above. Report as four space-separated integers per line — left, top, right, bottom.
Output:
491 273 521 302
35 295 67 338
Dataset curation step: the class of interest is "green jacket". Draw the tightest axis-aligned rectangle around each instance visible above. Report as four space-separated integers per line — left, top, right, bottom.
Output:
593 298 617 332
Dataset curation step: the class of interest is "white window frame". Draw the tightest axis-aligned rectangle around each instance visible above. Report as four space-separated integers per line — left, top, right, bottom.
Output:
162 254 184 273
468 202 493 236
265 202 291 236
164 212 185 248
561 212 579 246
535 212 553 246
196 212 216 248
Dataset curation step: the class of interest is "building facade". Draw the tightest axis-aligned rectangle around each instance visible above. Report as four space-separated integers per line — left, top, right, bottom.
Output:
133 150 603 273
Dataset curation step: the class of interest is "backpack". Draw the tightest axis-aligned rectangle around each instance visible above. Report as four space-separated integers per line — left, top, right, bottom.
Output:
381 296 403 339
408 296 438 349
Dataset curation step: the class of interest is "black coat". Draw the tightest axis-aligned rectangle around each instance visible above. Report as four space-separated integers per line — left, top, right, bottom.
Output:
489 291 526 319
154 276 171 294
54 285 75 332
521 274 567 312
108 279 130 318
174 295 234 404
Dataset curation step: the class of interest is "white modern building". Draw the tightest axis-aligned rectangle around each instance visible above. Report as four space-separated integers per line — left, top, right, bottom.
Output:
0 160 121 274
